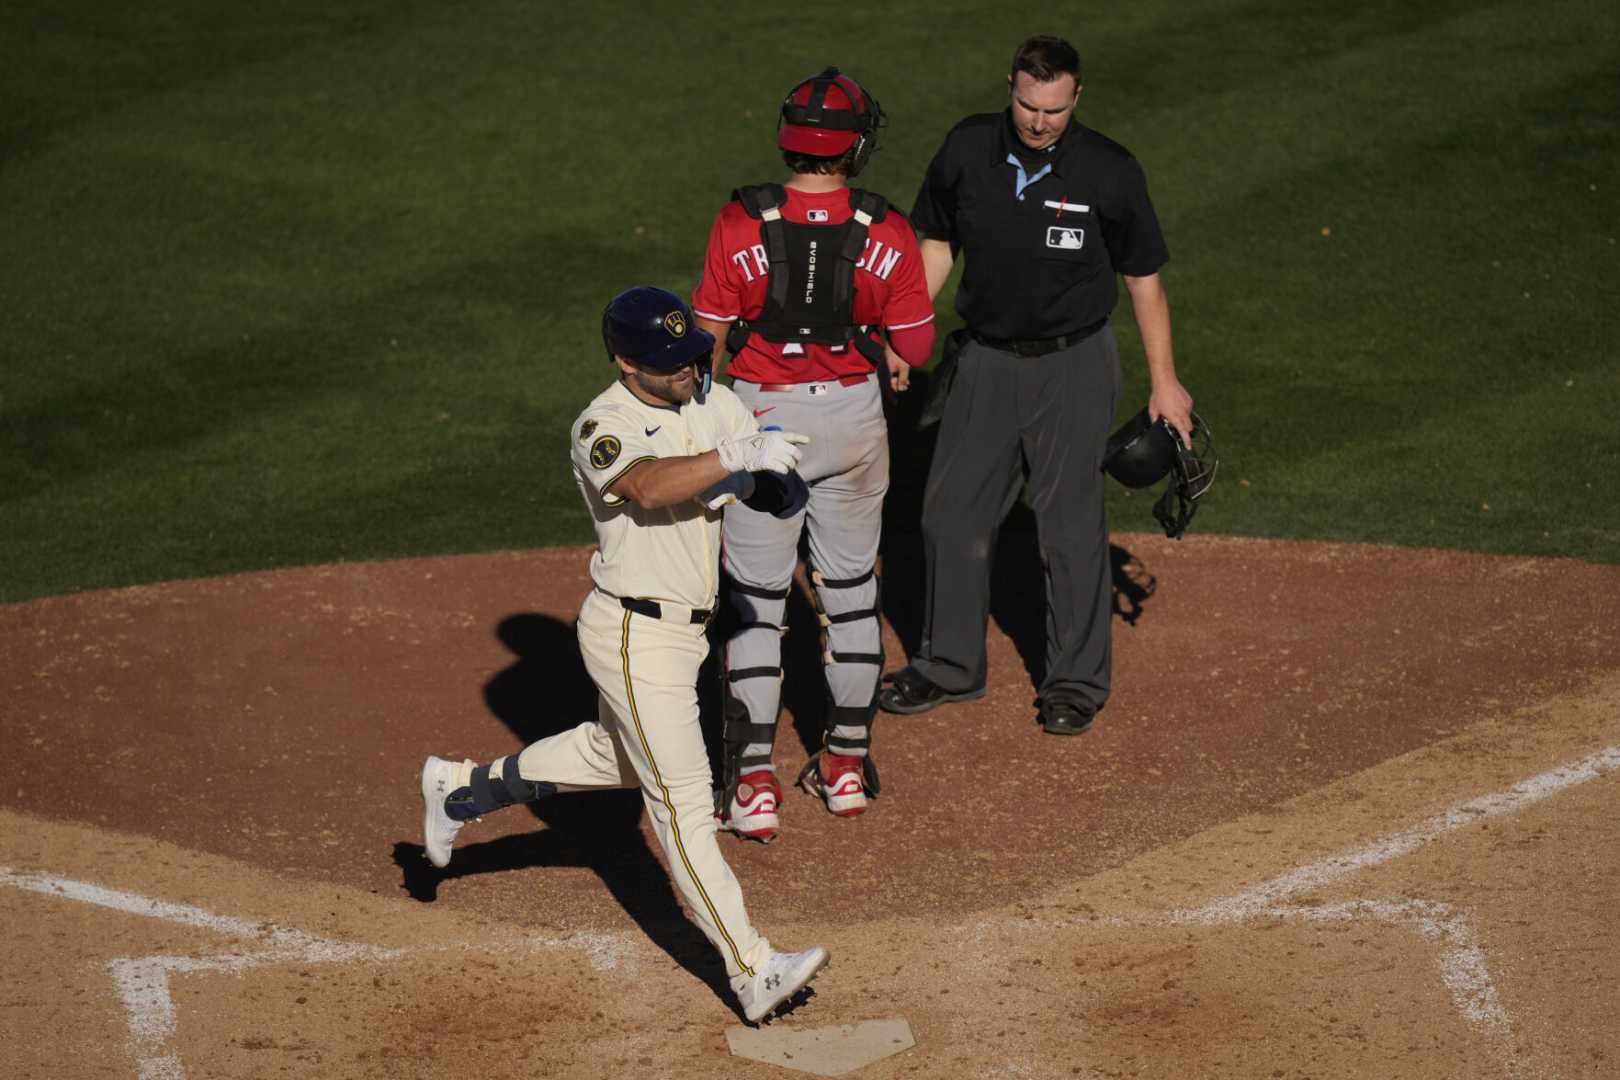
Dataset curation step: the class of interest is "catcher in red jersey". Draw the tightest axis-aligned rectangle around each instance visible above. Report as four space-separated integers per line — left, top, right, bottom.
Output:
692 67 935 842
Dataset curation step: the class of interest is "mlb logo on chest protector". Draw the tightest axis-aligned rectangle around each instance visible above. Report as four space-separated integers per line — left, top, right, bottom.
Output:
1046 226 1085 250
807 209 830 222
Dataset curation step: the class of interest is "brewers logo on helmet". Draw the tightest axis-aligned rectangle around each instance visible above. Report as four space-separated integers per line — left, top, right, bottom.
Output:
601 285 715 391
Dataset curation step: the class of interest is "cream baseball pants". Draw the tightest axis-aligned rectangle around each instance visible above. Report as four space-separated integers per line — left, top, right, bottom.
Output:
512 587 770 983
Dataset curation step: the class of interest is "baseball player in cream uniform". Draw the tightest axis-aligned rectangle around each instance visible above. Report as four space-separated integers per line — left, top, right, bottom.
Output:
419 286 826 1024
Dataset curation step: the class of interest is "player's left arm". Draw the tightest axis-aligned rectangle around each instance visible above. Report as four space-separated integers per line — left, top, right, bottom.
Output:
878 217 938 392
1123 272 1192 448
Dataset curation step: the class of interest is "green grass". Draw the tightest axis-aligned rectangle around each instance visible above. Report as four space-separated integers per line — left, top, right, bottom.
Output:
3 0 1617 602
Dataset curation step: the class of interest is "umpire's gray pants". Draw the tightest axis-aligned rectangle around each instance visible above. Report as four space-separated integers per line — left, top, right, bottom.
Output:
913 329 1121 710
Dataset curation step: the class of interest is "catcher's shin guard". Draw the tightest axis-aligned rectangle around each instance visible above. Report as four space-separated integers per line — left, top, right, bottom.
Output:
445 755 558 822
794 698 882 798
799 562 885 794
714 576 790 815
716 689 782 816
808 564 885 673
808 562 884 711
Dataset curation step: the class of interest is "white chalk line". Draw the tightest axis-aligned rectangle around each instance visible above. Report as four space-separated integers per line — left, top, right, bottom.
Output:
975 744 1619 1079
6 744 1614 1079
0 864 635 1079
1176 744 1620 924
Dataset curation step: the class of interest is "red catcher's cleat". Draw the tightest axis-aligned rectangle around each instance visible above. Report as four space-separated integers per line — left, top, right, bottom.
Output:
807 753 868 817
722 770 783 842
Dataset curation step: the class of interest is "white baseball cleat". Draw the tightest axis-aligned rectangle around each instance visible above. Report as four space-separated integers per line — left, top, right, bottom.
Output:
722 770 783 842
739 946 830 1024
420 755 468 869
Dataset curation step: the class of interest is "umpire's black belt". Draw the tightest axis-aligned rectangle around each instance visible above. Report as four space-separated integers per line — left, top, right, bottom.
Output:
970 318 1107 357
612 592 714 625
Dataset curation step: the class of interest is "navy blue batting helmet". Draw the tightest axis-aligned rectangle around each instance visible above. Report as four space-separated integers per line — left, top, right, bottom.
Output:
602 286 715 374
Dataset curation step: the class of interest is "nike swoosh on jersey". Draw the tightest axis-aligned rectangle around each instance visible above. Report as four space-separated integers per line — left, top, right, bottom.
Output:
644 426 661 436
752 407 776 418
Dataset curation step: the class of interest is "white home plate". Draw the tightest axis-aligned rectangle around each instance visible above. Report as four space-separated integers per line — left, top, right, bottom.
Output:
726 1017 916 1076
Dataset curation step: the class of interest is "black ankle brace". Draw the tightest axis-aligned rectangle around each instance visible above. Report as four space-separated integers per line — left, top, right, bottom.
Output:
445 756 557 821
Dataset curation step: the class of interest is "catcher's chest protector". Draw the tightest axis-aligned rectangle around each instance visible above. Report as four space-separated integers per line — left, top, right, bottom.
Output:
729 184 888 355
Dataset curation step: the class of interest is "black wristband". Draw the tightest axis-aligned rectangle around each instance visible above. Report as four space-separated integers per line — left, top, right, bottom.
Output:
743 470 808 518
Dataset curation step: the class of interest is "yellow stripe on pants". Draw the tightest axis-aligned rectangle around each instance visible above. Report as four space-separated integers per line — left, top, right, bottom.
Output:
618 610 755 978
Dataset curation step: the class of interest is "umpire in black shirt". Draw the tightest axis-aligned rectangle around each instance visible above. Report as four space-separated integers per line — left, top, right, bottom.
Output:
878 34 1195 734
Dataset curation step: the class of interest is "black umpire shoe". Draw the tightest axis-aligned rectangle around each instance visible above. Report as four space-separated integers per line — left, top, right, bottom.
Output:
876 666 987 715
1038 699 1096 736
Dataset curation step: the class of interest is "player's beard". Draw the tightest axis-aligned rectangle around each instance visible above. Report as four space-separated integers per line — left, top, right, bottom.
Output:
631 366 696 406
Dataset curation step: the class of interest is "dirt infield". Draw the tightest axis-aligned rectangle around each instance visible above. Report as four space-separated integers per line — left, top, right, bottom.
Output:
3 535 1617 1079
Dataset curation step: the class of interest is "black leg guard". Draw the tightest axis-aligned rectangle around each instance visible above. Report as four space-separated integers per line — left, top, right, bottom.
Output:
807 565 885 668
714 691 781 817
713 574 789 816
802 563 885 799
446 756 558 822
795 699 882 798
862 754 881 797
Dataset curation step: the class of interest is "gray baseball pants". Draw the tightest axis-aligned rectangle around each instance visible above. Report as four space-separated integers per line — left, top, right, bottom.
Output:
911 328 1122 710
722 375 887 769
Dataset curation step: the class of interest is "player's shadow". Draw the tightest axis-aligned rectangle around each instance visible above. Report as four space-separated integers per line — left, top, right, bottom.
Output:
780 565 833 759
394 612 731 1006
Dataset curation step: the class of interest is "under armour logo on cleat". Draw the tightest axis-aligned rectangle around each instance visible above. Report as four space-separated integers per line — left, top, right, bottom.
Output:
765 974 781 990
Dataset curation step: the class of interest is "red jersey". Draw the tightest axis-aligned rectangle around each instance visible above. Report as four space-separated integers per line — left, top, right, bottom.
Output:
692 185 934 384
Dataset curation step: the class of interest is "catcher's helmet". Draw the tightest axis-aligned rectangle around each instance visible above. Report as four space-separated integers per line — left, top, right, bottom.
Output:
601 286 715 384
1103 408 1177 489
778 67 884 176
1103 407 1219 539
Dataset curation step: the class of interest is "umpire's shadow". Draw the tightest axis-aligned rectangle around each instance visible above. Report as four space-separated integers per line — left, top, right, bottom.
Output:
878 514 1160 693
394 612 729 1002
878 359 1161 694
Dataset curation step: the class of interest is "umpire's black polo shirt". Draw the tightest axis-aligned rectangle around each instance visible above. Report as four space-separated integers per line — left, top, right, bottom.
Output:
910 110 1169 340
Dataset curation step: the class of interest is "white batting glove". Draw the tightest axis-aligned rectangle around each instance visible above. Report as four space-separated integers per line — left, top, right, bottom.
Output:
715 430 809 475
